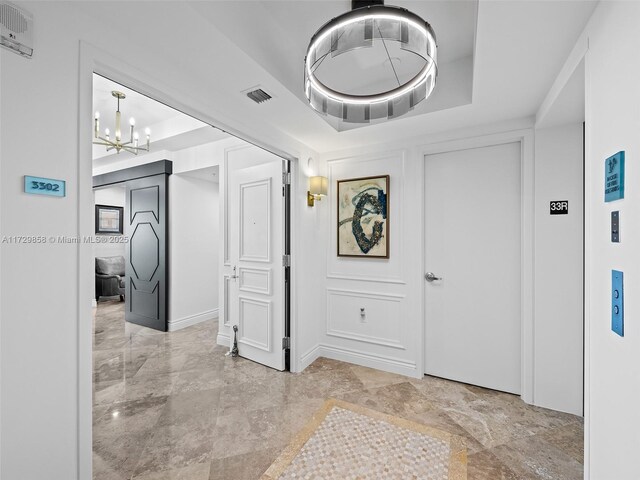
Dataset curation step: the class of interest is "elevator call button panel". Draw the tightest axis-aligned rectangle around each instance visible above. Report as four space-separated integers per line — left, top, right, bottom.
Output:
612 270 624 337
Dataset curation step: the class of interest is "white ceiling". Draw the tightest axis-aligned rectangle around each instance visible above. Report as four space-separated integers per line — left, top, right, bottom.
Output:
186 0 596 150
190 1 478 131
80 1 598 155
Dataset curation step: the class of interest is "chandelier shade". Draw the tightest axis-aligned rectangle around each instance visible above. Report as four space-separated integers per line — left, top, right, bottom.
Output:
304 4 437 123
93 91 151 155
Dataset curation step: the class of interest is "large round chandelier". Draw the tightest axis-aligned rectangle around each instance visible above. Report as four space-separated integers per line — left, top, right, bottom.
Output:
304 1 437 123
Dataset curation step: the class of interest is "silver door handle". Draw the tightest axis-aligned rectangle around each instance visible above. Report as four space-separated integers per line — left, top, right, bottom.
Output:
425 272 442 282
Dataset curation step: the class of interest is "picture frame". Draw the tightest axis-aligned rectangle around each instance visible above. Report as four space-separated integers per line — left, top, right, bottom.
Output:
95 204 124 234
337 175 390 258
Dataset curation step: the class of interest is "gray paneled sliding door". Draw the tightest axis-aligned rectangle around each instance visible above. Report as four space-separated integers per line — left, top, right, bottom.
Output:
124 174 168 331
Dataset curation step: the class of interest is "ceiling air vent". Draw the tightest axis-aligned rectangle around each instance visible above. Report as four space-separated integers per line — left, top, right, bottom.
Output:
246 88 272 104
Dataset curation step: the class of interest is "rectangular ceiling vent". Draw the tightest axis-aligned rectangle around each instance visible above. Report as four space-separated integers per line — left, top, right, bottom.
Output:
0 2 33 58
246 88 272 104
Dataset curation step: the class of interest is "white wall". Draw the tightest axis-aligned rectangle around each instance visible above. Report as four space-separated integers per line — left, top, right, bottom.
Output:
294 156 329 371
168 175 219 331
316 123 529 381
0 40 3 479
317 119 584 410
534 123 584 415
172 138 237 174
581 2 640 478
0 3 321 479
312 149 423 377
0 1 608 478
2 7 81 478
92 134 323 352
93 185 126 259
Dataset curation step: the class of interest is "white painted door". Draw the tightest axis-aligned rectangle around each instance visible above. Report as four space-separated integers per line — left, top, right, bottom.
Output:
424 142 521 394
227 159 285 371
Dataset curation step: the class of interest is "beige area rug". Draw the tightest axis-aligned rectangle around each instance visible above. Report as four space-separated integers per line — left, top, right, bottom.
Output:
261 398 467 480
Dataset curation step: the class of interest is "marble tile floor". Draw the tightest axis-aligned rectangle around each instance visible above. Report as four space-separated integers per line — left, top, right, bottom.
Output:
93 299 584 480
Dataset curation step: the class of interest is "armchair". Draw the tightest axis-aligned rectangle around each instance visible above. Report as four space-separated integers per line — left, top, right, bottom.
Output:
95 256 125 301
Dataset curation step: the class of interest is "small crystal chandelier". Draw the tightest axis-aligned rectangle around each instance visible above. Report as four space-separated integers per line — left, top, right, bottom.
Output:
93 91 150 155
304 1 437 123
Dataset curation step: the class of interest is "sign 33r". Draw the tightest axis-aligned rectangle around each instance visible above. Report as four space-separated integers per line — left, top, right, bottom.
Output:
550 200 568 215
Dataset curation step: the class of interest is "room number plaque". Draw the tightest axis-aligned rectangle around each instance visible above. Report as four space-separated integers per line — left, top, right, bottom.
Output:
24 175 66 197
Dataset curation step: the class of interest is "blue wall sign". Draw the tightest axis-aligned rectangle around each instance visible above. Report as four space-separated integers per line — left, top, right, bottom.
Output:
604 151 624 202
612 270 624 337
24 175 66 197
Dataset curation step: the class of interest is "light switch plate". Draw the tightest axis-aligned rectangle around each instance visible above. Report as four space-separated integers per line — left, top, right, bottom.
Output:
612 270 624 337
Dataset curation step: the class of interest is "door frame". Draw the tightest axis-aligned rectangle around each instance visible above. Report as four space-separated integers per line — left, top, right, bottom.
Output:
78 42 299 479
418 129 535 403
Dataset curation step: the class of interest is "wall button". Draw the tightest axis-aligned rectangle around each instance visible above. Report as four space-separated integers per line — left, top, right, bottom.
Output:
612 270 624 337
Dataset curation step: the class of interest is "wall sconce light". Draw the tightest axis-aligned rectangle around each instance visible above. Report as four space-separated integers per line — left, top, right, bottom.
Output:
307 176 328 207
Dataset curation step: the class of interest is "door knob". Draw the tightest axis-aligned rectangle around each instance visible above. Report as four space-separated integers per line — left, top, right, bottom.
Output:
425 272 442 282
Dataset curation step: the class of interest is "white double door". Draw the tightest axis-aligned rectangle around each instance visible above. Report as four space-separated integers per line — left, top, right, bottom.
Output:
424 142 522 394
225 153 286 371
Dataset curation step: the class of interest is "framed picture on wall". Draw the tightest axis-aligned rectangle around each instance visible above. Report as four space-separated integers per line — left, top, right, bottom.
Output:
337 175 389 258
95 204 124 234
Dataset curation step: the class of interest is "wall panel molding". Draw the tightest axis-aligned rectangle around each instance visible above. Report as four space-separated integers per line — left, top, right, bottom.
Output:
326 288 406 350
327 150 407 283
326 274 406 285
238 296 272 352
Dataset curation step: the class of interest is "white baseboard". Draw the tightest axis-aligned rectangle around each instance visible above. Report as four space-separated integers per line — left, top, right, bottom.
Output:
91 299 97 308
168 308 218 332
218 339 418 379
316 343 420 378
298 344 321 372
217 332 231 348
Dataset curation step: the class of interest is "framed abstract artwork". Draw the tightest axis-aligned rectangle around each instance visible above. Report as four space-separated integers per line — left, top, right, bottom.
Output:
95 204 124 234
337 175 389 258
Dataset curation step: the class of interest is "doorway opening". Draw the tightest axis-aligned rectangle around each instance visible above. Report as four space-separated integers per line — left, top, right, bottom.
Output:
90 73 292 477
91 72 291 358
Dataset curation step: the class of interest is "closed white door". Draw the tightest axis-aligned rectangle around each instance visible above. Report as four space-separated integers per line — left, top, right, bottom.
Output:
227 159 285 371
424 142 521 394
